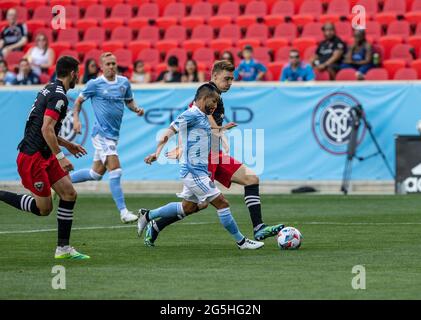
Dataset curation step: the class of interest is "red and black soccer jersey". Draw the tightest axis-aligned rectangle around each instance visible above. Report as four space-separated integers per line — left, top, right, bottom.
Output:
192 81 225 126
18 79 68 159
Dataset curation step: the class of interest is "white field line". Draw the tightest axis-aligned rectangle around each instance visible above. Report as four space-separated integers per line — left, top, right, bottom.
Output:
1 221 421 235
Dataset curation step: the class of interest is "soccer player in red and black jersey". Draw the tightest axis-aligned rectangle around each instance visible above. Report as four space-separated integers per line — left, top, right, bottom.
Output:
143 60 285 246
0 56 90 260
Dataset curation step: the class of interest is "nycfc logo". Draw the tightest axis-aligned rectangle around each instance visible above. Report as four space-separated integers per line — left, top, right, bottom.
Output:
312 92 366 155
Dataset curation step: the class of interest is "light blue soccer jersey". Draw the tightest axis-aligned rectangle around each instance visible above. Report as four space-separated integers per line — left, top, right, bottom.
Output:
171 105 211 178
79 75 134 141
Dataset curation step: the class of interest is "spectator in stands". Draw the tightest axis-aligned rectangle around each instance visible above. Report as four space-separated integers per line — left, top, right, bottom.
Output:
0 8 28 58
221 51 235 66
131 60 151 84
312 23 346 80
15 58 40 85
81 58 100 84
280 49 315 82
182 59 205 83
156 56 182 83
234 45 267 81
340 29 373 80
0 60 16 85
24 33 55 76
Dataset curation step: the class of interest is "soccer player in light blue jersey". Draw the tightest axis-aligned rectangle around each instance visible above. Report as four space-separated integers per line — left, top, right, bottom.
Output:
138 84 264 250
71 52 144 223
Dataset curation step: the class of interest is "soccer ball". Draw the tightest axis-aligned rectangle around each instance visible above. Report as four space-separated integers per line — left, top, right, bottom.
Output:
276 227 302 250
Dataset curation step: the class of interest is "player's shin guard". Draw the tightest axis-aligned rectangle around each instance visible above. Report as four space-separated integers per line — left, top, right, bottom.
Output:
109 168 127 212
217 207 245 242
244 184 264 231
70 169 102 183
0 191 40 216
149 202 184 221
57 199 74 247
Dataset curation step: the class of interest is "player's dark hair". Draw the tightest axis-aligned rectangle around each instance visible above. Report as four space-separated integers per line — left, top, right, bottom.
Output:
56 56 79 78
212 60 235 75
195 83 220 102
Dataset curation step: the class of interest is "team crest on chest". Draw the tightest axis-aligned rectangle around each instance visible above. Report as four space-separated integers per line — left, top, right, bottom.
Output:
119 86 126 95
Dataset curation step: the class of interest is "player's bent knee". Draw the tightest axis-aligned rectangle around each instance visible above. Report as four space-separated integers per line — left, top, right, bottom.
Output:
246 174 259 185
39 205 53 216
109 168 122 179
90 169 103 181
183 202 199 215
61 188 77 201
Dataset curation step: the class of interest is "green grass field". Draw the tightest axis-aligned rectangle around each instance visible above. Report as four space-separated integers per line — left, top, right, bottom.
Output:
1 194 421 300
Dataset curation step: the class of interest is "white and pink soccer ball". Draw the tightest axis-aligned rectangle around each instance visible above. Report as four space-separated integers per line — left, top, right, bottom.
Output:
276 226 303 250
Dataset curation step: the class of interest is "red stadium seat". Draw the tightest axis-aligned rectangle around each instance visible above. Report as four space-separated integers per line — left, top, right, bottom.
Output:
264 0 294 27
276 46 293 63
210 24 239 51
301 22 324 42
390 44 414 64
103 4 132 31
364 20 382 44
128 3 160 29
156 25 186 52
315 70 330 80
365 68 389 80
408 24 421 53
292 0 322 26
58 49 79 60
270 23 297 45
351 0 379 20
127 41 151 60
56 28 79 45
62 5 80 27
26 6 50 32
336 68 357 80
383 59 407 78
181 2 213 29
0 0 21 10
237 1 267 28
267 62 285 80
25 0 47 11
15 6 28 23
193 48 215 69
238 23 268 48
76 0 99 10
155 0 177 14
33 27 53 43
165 48 188 68
291 38 317 57
100 0 125 9
5 51 24 71
83 49 102 64
386 20 410 41
209 2 239 28
135 25 160 49
75 27 105 55
102 27 133 52
50 0 72 6
209 39 233 52
303 45 317 62
375 0 406 25
410 59 421 78
156 3 186 29
378 36 403 59
320 0 350 23
335 21 353 44
50 42 71 58
75 4 105 31
137 48 161 69
183 25 213 52
113 49 132 68
26 21 46 35
394 68 418 80
405 0 421 24
253 47 271 65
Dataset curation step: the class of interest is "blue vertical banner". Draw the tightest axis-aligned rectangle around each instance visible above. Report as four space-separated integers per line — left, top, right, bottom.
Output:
0 83 420 181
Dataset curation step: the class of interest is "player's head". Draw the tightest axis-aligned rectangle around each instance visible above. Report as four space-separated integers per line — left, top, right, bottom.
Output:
195 84 220 115
211 60 235 93
100 52 117 79
56 55 80 89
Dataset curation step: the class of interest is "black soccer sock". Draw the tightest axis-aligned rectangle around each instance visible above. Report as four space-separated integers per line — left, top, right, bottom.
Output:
244 184 264 230
0 191 40 216
57 199 75 247
155 215 183 233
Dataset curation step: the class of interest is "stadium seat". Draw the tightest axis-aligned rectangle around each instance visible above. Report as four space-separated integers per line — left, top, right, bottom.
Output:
405 0 421 24
58 49 79 60
26 21 46 35
75 4 105 31
315 70 330 80
335 21 353 44
0 0 20 10
102 4 132 31
320 0 350 23
237 23 268 48
128 3 160 29
410 59 421 78
136 25 160 47
301 22 324 42
237 1 268 28
50 42 72 58
390 44 414 64
351 0 379 20
375 0 406 25
156 25 186 52
378 36 403 60
127 41 152 60
137 48 161 69
253 47 271 65
102 26 132 52
75 27 105 56
394 68 418 80
83 49 102 64
335 68 357 80
267 61 285 81
303 45 317 62
5 51 24 71
113 48 132 68
264 0 295 27
193 48 215 69
26 6 51 32
383 59 407 78
292 38 318 57
100 0 125 9
208 2 239 28
32 27 53 43
408 23 421 53
155 0 177 14
385 20 410 41
25 0 47 11
76 0 99 10
50 0 72 6
181 2 213 29
210 24 239 51
209 39 233 52
364 68 390 80
63 5 80 27
292 0 322 26
183 25 213 52
268 23 297 46
156 3 186 29
56 28 79 46
15 6 28 23
165 48 188 68
276 46 293 63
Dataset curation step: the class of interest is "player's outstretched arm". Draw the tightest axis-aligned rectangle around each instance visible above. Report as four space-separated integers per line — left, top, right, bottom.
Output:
125 99 144 116
145 127 176 165
73 96 84 134
57 136 87 159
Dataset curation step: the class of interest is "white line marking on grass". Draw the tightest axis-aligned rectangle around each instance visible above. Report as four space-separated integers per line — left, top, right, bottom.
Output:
1 221 421 235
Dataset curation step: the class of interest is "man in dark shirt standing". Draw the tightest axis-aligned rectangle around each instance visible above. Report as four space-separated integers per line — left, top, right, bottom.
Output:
0 56 90 260
0 8 28 58
312 23 346 80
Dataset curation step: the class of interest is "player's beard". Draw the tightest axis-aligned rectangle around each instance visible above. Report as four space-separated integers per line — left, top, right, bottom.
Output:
69 74 77 89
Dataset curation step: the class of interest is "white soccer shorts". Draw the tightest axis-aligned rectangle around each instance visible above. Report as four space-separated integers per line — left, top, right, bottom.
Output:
176 173 221 204
92 134 119 164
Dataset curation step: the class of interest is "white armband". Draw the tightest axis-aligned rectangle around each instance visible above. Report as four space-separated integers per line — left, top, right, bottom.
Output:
55 152 65 160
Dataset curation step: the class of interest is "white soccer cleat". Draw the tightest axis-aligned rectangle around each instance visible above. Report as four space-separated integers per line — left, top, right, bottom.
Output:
120 211 139 224
54 245 90 260
237 238 265 250
137 208 150 237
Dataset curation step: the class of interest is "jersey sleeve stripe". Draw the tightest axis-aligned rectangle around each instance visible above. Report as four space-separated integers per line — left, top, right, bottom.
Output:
44 109 60 121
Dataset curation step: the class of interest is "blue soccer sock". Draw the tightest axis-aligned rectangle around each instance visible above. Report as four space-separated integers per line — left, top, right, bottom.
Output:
71 168 102 184
109 168 127 213
217 207 245 242
148 202 184 220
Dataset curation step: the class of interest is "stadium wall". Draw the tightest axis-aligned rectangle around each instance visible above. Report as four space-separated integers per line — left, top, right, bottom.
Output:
1 81 420 194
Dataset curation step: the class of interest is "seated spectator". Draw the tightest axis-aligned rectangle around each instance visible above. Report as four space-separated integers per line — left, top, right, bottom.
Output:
221 51 235 66
182 59 205 83
131 60 151 83
0 8 28 58
234 45 267 81
80 58 99 84
340 29 373 80
0 60 16 85
280 49 315 82
15 58 40 85
24 33 55 76
156 56 182 83
312 23 346 80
